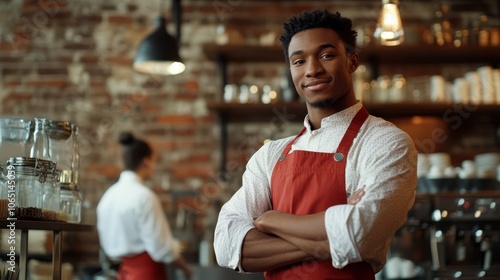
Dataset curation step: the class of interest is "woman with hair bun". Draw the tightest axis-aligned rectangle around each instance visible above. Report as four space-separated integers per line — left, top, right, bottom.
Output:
97 132 192 279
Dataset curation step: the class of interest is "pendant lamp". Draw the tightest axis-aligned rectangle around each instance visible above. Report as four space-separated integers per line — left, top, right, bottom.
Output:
374 0 405 46
133 0 185 75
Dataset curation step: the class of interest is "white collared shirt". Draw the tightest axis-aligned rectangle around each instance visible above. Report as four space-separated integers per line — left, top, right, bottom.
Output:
97 171 180 263
214 102 417 273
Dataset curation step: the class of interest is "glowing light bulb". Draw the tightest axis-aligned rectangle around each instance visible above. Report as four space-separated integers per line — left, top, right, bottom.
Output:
374 0 404 46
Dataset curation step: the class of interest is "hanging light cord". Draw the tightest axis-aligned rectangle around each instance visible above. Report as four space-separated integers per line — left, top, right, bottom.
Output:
173 0 181 48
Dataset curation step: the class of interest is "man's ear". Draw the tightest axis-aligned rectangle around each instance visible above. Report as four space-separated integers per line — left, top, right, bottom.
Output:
347 52 359 73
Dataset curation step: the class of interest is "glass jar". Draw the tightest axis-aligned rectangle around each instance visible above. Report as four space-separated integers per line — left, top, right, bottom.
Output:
0 117 33 164
0 165 7 219
46 120 73 184
38 160 60 221
7 157 57 220
59 183 81 223
70 123 80 185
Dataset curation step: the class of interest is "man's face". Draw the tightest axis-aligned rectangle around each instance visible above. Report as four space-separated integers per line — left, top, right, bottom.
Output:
288 28 358 108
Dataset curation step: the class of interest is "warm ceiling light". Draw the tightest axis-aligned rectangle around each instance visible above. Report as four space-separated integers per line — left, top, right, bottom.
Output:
374 0 405 46
133 0 185 75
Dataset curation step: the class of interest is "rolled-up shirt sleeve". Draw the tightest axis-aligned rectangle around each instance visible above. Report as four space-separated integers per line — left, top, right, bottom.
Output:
214 142 277 272
325 123 417 272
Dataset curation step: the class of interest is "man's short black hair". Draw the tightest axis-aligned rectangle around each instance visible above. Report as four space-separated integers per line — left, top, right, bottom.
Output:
279 10 357 63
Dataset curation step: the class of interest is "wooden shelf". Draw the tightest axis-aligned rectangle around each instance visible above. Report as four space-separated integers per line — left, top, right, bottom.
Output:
207 101 500 123
204 42 500 176
0 219 94 231
203 43 285 63
358 45 500 65
207 101 305 122
203 43 500 65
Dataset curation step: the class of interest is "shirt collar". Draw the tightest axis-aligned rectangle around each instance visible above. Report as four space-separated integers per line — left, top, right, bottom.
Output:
119 170 142 183
303 101 363 132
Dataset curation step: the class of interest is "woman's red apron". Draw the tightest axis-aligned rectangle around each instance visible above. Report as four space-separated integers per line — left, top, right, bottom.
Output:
118 252 167 280
266 107 374 280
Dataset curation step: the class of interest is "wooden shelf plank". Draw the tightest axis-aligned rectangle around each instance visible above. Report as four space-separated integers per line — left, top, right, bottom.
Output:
207 101 500 122
0 219 94 232
203 43 285 63
358 45 500 65
203 43 500 65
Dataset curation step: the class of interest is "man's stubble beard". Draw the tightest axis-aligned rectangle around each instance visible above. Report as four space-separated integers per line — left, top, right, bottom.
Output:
308 97 336 109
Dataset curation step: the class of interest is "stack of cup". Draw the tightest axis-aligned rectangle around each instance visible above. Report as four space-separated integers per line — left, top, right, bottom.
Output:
477 66 495 104
417 154 430 192
430 75 447 103
475 153 500 178
494 69 500 104
452 78 470 104
465 71 482 104
457 160 477 192
427 153 456 193
474 153 500 191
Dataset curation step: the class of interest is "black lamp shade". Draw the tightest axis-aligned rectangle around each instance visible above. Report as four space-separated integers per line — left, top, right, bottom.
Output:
133 17 185 75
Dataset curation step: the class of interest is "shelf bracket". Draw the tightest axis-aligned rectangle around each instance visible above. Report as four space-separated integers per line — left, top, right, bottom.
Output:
216 54 228 98
219 112 228 181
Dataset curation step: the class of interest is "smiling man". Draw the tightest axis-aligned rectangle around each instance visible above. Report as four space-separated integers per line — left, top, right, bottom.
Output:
214 10 417 280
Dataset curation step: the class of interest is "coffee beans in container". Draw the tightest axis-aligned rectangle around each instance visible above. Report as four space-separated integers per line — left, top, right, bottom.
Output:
6 157 60 221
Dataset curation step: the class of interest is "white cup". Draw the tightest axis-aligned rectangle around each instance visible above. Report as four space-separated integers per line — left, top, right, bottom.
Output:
385 257 402 279
427 165 444 179
428 153 451 169
400 259 416 278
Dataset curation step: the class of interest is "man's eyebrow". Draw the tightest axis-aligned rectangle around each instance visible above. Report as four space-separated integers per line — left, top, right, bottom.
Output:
289 49 303 60
318 43 337 50
289 43 337 60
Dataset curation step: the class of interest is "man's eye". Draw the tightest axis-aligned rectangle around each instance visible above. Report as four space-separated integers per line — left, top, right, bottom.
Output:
292 59 304 66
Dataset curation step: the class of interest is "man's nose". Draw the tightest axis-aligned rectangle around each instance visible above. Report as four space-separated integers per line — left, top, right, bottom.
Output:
305 59 324 77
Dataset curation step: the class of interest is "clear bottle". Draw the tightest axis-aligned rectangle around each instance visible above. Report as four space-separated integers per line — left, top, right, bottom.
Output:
59 184 81 223
30 118 51 160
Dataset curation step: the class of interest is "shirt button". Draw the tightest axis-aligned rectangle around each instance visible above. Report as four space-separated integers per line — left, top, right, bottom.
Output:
311 130 317 136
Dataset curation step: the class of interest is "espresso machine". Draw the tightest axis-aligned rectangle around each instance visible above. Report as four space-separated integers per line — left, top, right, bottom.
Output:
429 192 500 279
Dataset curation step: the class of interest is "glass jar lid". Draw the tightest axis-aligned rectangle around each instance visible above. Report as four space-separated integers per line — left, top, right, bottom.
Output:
6 157 59 183
46 120 73 140
59 182 79 190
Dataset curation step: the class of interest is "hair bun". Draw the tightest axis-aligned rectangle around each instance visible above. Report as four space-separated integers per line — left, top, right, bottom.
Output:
118 132 135 145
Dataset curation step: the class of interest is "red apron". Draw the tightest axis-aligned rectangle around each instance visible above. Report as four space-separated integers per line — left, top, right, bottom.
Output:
266 107 374 280
118 252 167 280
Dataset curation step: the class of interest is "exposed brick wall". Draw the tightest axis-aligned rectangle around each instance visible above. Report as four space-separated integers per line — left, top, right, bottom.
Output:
1 0 354 273
1 0 497 275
